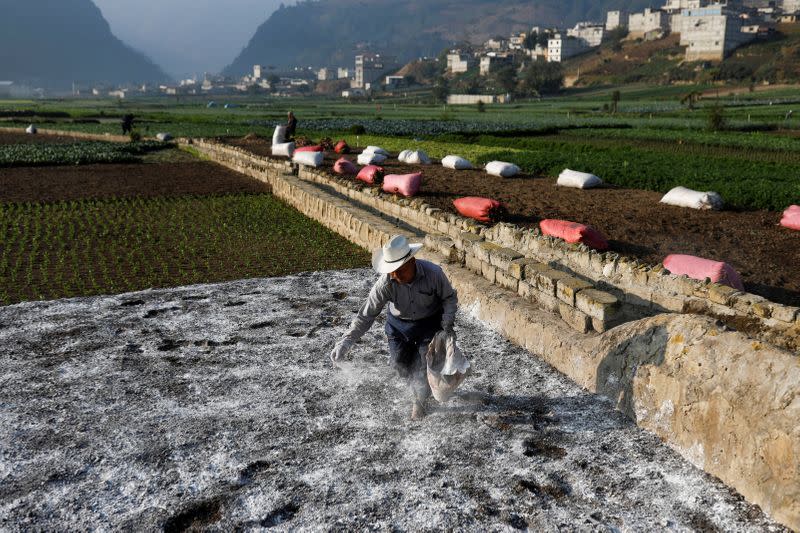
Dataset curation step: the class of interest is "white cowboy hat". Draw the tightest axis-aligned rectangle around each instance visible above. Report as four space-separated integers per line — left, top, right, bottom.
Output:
372 235 423 274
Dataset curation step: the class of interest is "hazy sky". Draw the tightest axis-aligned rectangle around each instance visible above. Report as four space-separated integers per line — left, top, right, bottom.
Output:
94 0 288 79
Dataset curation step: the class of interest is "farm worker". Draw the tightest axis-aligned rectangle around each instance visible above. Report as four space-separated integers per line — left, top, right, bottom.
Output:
286 111 298 141
330 235 458 421
121 114 135 135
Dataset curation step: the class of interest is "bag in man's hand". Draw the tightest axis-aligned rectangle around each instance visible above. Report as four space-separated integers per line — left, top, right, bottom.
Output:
425 330 470 403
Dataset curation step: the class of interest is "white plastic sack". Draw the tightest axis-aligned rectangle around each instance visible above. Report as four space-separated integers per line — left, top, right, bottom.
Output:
405 150 431 165
272 125 286 145
398 149 413 163
557 168 602 189
660 186 723 210
485 161 520 178
442 155 472 170
293 150 324 167
25 124 37 134
425 330 470 403
357 152 387 165
271 142 295 157
156 132 173 142
363 145 389 156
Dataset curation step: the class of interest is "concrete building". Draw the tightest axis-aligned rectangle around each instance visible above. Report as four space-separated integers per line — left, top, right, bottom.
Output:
680 4 755 60
317 68 335 81
484 38 507 51
606 10 628 30
353 53 397 88
384 75 405 89
446 52 475 73
629 8 670 38
782 0 800 13
547 34 589 62
447 94 512 104
337 67 351 79
253 65 264 79
509 32 527 50
479 53 513 75
567 22 606 46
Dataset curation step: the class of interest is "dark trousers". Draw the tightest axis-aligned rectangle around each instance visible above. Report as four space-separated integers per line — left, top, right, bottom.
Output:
384 311 442 401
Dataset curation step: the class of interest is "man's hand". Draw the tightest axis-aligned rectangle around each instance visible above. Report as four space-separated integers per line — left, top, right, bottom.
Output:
330 338 353 364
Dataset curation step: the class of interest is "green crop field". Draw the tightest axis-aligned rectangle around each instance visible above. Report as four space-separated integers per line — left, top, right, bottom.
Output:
0 192 369 305
2 86 799 212
0 141 168 167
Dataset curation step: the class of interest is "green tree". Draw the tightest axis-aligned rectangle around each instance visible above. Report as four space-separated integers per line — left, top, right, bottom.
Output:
491 64 517 94
519 62 563 95
476 100 486 113
432 76 449 103
707 104 727 131
611 90 621 113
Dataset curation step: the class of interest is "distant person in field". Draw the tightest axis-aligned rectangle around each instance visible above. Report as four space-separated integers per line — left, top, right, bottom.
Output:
330 235 458 421
286 111 297 141
121 114 135 135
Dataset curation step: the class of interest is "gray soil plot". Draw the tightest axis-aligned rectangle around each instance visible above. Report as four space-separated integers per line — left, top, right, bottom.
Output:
0 269 786 531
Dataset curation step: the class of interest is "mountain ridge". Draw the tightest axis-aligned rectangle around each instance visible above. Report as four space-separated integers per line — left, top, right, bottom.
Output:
223 0 651 76
0 0 169 91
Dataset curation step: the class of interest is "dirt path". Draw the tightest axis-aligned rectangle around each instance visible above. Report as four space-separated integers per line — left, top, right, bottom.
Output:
0 270 786 530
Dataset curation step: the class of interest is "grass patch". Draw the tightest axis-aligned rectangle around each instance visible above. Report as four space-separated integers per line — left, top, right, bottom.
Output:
0 193 369 305
0 141 169 167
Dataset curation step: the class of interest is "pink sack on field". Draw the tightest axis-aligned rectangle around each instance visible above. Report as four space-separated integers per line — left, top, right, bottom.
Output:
453 197 504 223
356 165 384 185
333 157 358 175
382 173 422 197
295 145 323 152
780 205 800 231
663 254 745 291
539 219 608 251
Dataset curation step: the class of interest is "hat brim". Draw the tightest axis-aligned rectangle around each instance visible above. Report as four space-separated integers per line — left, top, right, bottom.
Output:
372 242 423 274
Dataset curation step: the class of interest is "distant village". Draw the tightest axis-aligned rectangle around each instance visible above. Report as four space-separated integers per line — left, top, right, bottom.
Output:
5 0 797 101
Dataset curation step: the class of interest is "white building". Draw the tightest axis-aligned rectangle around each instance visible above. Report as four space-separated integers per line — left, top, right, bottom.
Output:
782 0 800 13
337 67 351 79
567 22 605 46
253 65 264 79
547 34 589 62
447 94 497 105
479 53 512 75
628 8 670 38
680 4 755 60
317 68 335 81
484 38 507 51
353 53 397 88
446 52 475 73
606 10 627 30
509 32 527 50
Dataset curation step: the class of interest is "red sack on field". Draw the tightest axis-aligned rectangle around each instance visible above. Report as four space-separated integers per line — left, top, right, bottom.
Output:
663 254 745 291
780 205 800 231
382 173 422 197
356 165 384 185
333 157 358 176
295 145 323 153
453 197 504 223
539 219 609 251
334 140 350 154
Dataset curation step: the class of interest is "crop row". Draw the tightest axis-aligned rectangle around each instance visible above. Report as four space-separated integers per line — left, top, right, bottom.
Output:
330 133 799 211
0 193 368 305
0 141 169 167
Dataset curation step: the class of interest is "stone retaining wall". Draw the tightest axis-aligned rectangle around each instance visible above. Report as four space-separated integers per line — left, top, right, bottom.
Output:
188 139 799 530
